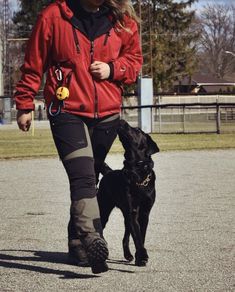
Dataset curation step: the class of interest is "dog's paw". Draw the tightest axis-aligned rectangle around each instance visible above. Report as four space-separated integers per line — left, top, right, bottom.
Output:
135 258 147 266
135 249 149 266
124 251 134 262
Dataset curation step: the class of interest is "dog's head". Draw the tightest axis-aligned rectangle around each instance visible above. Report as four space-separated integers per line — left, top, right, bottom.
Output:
118 120 159 163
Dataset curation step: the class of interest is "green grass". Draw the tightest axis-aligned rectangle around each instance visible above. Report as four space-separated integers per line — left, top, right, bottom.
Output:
150 133 235 152
0 129 57 159
1 128 235 159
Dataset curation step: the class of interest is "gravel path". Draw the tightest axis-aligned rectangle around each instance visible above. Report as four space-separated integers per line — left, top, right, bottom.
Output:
0 150 234 291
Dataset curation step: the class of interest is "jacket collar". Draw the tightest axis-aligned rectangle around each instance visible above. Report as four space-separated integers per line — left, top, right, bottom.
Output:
66 0 110 18
70 16 113 41
56 0 113 40
56 0 73 20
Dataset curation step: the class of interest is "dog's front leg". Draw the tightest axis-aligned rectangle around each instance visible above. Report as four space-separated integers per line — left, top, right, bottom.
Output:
122 216 134 262
126 192 148 266
131 208 148 266
137 209 151 263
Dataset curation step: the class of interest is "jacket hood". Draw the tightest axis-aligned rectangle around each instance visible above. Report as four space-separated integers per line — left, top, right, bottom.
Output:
56 0 110 21
56 0 113 41
56 0 73 20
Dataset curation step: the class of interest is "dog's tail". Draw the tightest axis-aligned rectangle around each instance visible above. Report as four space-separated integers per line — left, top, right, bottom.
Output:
100 162 113 176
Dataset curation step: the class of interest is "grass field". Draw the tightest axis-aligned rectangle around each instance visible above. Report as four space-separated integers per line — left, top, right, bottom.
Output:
1 128 235 159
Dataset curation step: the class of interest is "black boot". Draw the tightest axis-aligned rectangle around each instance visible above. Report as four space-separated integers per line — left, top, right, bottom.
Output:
82 235 109 274
69 199 109 274
68 244 89 267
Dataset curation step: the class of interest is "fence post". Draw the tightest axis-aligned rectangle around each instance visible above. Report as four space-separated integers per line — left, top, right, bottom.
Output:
137 77 153 133
216 102 221 134
151 107 153 133
183 105 186 133
2 96 12 124
159 96 162 133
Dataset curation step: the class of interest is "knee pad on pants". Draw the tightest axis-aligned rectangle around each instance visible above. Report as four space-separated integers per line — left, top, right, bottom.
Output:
63 156 96 201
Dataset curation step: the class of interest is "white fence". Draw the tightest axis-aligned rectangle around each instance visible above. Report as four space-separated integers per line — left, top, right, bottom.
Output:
121 95 235 133
1 94 235 133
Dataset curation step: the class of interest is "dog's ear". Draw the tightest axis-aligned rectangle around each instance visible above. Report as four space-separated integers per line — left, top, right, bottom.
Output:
146 134 160 155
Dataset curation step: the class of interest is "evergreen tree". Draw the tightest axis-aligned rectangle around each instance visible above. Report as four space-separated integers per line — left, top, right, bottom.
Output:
12 0 52 37
137 0 198 93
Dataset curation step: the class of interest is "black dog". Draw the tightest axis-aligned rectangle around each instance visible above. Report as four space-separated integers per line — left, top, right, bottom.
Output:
97 119 159 266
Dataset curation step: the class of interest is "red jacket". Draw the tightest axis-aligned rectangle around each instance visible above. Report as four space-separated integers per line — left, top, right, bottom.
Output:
14 0 143 118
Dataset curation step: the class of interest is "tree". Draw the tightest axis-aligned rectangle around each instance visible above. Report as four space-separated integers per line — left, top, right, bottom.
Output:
137 0 198 93
8 1 52 96
198 4 235 79
12 0 52 37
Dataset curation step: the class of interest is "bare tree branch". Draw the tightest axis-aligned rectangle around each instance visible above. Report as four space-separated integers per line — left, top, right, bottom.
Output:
198 3 235 79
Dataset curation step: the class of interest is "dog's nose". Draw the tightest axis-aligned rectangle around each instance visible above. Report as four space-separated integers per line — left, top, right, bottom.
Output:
119 119 126 127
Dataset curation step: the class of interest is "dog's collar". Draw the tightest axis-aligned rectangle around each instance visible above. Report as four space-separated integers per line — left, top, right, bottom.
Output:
136 173 152 187
124 158 154 170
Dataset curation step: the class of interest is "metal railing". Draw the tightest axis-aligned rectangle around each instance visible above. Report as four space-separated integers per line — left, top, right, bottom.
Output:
1 94 235 133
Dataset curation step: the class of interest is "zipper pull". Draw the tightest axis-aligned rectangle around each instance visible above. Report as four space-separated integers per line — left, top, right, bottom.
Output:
66 71 73 87
103 31 111 46
90 41 94 63
72 26 80 53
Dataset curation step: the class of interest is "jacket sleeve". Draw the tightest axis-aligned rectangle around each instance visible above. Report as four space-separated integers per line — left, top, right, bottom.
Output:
14 14 52 110
111 19 143 84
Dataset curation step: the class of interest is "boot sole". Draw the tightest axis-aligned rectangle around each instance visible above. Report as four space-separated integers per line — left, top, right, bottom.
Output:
86 238 109 274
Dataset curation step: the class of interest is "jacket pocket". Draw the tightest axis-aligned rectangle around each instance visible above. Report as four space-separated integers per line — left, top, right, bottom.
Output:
49 113 88 160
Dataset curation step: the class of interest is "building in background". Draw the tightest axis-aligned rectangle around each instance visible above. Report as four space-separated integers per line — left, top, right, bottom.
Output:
174 73 235 94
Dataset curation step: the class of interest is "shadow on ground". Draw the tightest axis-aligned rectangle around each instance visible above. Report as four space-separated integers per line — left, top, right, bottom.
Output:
0 249 135 278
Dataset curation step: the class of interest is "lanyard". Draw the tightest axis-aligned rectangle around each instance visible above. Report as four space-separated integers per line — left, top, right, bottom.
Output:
48 65 71 116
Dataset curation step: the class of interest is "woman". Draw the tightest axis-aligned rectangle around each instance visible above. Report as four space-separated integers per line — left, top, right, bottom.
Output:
14 0 142 274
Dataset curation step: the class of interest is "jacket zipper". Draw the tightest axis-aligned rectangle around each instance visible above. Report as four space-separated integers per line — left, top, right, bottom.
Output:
72 26 80 53
103 31 111 46
90 40 99 118
72 27 99 118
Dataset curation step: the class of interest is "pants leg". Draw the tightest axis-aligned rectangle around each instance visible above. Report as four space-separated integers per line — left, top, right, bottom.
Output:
49 113 102 246
89 114 120 183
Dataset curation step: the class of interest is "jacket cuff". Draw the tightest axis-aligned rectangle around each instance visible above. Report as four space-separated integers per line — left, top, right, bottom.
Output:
108 62 114 80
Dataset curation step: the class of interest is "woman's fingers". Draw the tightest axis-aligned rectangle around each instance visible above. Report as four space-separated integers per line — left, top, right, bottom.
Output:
90 61 110 79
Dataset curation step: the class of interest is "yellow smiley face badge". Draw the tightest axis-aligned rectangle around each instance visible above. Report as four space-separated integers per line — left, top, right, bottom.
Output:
56 86 70 101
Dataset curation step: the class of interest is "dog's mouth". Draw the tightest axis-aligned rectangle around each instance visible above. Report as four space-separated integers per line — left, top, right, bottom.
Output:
117 125 131 142
118 121 137 138
117 124 127 134
118 124 145 152
117 128 128 138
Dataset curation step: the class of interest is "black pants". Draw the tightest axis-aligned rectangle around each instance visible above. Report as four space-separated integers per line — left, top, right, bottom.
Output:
49 112 119 245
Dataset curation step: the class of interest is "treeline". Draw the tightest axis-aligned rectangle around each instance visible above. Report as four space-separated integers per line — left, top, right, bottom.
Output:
9 0 235 93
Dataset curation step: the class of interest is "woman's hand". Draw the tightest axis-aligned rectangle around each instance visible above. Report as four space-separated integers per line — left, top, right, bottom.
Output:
17 110 32 131
90 61 110 80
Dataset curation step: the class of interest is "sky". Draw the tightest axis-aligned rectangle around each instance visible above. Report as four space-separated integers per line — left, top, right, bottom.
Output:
192 0 234 10
9 0 235 13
